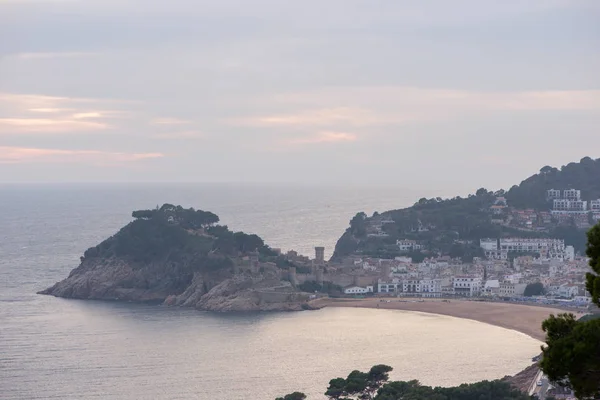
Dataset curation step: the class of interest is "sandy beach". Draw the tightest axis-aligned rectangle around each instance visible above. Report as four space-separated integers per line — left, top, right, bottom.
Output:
312 298 570 341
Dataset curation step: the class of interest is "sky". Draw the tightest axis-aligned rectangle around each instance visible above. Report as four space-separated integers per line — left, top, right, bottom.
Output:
0 0 599 192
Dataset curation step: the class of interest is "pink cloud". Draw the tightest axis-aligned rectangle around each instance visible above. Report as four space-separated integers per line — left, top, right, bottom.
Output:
0 146 164 164
151 117 191 125
0 118 109 134
290 131 358 145
152 130 204 139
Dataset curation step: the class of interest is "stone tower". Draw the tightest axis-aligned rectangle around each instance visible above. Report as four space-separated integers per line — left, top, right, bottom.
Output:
315 246 325 264
288 266 298 286
316 267 324 286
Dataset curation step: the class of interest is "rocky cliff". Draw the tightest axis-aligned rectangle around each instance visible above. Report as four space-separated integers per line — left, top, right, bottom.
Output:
39 204 315 312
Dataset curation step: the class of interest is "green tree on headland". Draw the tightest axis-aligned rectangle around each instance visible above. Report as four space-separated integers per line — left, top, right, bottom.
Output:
540 223 600 399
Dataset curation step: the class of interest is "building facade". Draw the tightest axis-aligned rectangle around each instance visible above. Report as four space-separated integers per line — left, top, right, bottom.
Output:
378 278 442 297
452 276 482 297
480 238 567 260
396 239 422 252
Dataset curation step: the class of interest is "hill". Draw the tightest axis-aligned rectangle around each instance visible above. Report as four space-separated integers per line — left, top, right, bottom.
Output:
40 204 312 311
333 157 600 261
506 156 600 210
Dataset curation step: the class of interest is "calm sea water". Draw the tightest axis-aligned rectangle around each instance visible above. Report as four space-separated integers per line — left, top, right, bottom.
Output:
0 184 540 399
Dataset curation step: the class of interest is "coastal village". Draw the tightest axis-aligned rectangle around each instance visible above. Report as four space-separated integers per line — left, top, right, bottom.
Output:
266 189 598 316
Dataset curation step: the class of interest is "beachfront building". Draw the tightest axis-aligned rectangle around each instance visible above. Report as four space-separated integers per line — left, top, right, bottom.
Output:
344 285 373 295
590 199 600 211
452 276 482 297
378 278 442 297
480 238 567 260
499 282 527 298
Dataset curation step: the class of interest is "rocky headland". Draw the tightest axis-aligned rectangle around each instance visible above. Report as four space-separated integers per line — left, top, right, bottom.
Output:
39 204 315 312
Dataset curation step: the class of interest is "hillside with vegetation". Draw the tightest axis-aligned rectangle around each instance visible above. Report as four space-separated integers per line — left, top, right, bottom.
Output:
40 204 311 311
506 156 600 210
276 364 529 400
333 157 600 261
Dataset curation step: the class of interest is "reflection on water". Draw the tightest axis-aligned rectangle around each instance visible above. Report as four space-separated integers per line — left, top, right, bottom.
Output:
2 299 540 400
0 184 540 399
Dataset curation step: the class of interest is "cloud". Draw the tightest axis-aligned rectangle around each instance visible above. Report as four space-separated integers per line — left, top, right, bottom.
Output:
290 131 357 145
0 93 134 134
151 118 191 125
235 88 600 132
0 118 109 133
28 108 74 113
152 130 204 139
8 52 99 60
71 112 103 119
234 107 417 128
0 146 164 164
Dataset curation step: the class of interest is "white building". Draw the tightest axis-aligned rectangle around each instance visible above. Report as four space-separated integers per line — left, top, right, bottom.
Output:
453 276 482 297
557 284 579 298
481 238 567 260
553 199 587 213
396 239 422 252
565 245 575 261
546 189 561 199
499 282 527 297
483 279 500 295
344 286 373 295
563 189 581 201
480 239 498 252
590 199 600 211
378 278 442 297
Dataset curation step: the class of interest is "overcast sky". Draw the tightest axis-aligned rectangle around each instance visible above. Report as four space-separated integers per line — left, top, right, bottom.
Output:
1 0 599 191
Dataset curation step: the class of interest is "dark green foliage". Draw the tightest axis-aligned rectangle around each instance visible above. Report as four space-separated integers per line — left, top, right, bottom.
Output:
524 282 545 297
83 204 264 270
350 212 368 237
275 392 306 400
131 209 156 219
279 364 528 400
540 314 600 399
505 157 600 210
325 365 393 399
540 227 600 398
585 223 600 307
578 313 600 322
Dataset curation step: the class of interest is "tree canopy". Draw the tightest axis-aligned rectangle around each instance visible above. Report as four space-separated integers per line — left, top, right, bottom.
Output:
539 222 600 399
277 365 528 400
524 282 545 297
505 157 600 210
585 223 600 306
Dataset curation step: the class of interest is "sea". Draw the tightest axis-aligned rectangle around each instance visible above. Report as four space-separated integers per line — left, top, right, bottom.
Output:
0 183 541 400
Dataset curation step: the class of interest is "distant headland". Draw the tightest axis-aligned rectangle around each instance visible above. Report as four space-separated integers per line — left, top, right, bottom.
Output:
40 157 599 317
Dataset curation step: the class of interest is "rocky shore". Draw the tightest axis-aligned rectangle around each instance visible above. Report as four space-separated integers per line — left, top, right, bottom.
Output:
39 258 315 312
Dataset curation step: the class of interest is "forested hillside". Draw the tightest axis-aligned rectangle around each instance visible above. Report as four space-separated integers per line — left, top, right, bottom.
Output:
506 157 600 209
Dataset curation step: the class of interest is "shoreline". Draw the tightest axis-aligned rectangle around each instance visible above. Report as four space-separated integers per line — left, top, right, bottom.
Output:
311 297 569 341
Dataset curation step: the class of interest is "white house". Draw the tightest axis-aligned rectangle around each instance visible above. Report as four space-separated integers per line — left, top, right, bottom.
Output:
557 284 579 299
483 279 500 295
499 282 527 297
453 276 482 297
344 286 373 295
